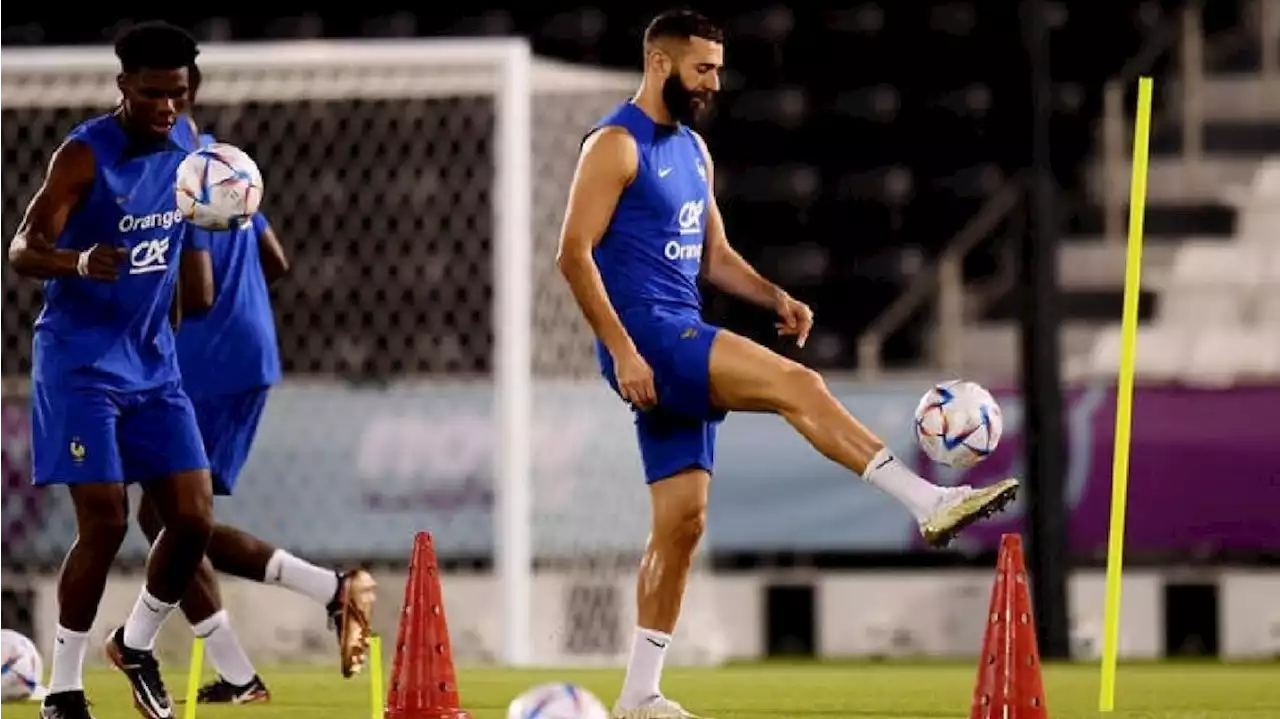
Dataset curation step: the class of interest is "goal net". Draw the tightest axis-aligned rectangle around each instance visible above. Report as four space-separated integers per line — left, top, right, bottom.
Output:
0 38 726 668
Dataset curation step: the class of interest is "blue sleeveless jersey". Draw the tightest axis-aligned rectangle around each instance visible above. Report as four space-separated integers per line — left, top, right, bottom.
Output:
32 114 197 391
176 133 281 401
591 102 710 316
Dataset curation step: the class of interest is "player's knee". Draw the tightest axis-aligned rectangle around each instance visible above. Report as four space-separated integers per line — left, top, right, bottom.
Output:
170 502 214 542
654 498 707 551
777 363 830 412
84 513 130 552
70 486 130 551
166 476 215 541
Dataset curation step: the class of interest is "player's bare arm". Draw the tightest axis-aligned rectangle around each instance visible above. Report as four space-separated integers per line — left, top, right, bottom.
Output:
693 134 814 347
180 247 215 313
256 222 290 284
556 126 658 408
8 140 126 281
171 270 184 331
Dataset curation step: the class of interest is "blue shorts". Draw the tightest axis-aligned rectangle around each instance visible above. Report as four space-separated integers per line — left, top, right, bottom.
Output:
31 379 210 486
191 386 270 495
598 307 726 484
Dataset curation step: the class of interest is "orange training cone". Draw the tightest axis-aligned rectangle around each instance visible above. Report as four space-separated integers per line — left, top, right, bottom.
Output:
384 532 472 719
970 533 1050 719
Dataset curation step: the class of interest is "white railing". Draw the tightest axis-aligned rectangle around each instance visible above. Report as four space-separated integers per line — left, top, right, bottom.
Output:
1265 0 1280 82
857 178 1026 379
1103 6 1200 243
857 2 1275 377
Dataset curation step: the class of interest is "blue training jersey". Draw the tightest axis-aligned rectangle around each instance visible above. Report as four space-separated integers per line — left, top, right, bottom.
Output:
176 132 282 400
590 102 710 317
32 114 197 391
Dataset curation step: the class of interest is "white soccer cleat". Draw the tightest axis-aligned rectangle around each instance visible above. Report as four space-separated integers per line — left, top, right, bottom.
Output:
611 695 709 719
919 478 1019 548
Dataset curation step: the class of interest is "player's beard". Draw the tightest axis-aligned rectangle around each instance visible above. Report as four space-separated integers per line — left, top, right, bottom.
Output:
662 72 713 127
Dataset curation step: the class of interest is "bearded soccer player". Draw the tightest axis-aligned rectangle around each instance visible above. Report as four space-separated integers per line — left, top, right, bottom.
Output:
131 101 375 701
8 21 216 719
556 10 1020 718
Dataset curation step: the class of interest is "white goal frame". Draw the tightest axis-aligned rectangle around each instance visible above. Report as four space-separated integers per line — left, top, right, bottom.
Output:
0 37 600 667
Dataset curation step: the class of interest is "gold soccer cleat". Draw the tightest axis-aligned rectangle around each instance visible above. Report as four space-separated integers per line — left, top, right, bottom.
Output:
920 478 1020 548
327 568 377 678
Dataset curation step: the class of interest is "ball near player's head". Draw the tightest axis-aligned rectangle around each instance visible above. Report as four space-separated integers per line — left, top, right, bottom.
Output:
642 9 725 126
113 20 199 139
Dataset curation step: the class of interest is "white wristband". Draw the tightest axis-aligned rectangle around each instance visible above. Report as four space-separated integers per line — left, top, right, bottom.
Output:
76 245 96 277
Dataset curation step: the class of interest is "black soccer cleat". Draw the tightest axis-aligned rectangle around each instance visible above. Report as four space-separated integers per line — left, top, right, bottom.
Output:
104 627 173 719
193 675 270 705
39 690 95 719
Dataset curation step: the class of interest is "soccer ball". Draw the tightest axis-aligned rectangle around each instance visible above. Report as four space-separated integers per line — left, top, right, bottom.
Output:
913 380 1002 468
507 683 608 719
175 142 264 230
1 629 45 702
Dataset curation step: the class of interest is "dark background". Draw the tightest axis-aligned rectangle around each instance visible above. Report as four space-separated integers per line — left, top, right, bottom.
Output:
4 1 1256 375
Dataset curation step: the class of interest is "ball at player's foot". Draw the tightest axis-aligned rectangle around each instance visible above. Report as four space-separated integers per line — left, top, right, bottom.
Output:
913 379 1002 468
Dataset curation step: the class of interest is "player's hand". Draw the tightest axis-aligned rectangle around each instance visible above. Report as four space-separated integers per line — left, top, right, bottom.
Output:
611 345 657 410
774 292 814 348
76 243 128 281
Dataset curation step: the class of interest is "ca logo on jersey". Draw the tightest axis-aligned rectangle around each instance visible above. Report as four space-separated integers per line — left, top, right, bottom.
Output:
676 199 705 236
129 236 170 275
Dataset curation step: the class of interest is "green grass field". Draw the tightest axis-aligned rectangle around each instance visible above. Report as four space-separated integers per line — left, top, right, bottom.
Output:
23 661 1279 719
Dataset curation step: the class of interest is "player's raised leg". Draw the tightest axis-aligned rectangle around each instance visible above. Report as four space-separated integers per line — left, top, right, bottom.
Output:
189 389 374 679
205 525 377 678
707 329 1018 546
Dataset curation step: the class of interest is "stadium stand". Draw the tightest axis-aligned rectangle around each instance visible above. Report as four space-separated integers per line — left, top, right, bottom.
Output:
2 3 1275 382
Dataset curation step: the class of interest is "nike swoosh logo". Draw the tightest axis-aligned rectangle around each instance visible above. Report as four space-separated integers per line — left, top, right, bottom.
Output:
657 167 673 178
646 637 668 649
233 687 260 703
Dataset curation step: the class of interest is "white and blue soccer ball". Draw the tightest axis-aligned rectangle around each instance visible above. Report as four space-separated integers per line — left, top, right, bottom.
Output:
913 379 1003 469
1 629 46 702
506 683 608 719
175 142 264 230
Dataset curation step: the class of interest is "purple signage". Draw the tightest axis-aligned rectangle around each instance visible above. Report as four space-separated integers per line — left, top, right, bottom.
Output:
917 385 1280 554
2 398 46 548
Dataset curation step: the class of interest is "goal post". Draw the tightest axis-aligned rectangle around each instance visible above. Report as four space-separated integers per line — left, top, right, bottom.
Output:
0 38 725 669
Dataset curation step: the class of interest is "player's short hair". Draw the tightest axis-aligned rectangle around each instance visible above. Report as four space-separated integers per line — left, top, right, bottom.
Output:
114 21 200 73
189 64 203 102
643 9 724 48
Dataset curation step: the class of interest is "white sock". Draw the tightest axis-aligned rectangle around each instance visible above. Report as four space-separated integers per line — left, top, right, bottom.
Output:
619 626 671 707
122 587 177 651
263 550 339 605
46 625 89 695
191 611 257 687
861 447 945 522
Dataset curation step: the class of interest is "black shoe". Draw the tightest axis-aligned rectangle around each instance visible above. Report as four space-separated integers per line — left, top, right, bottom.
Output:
104 627 172 719
195 675 270 704
39 690 94 719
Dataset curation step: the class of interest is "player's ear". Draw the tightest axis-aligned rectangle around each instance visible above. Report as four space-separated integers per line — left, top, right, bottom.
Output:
646 48 670 76
116 73 128 94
